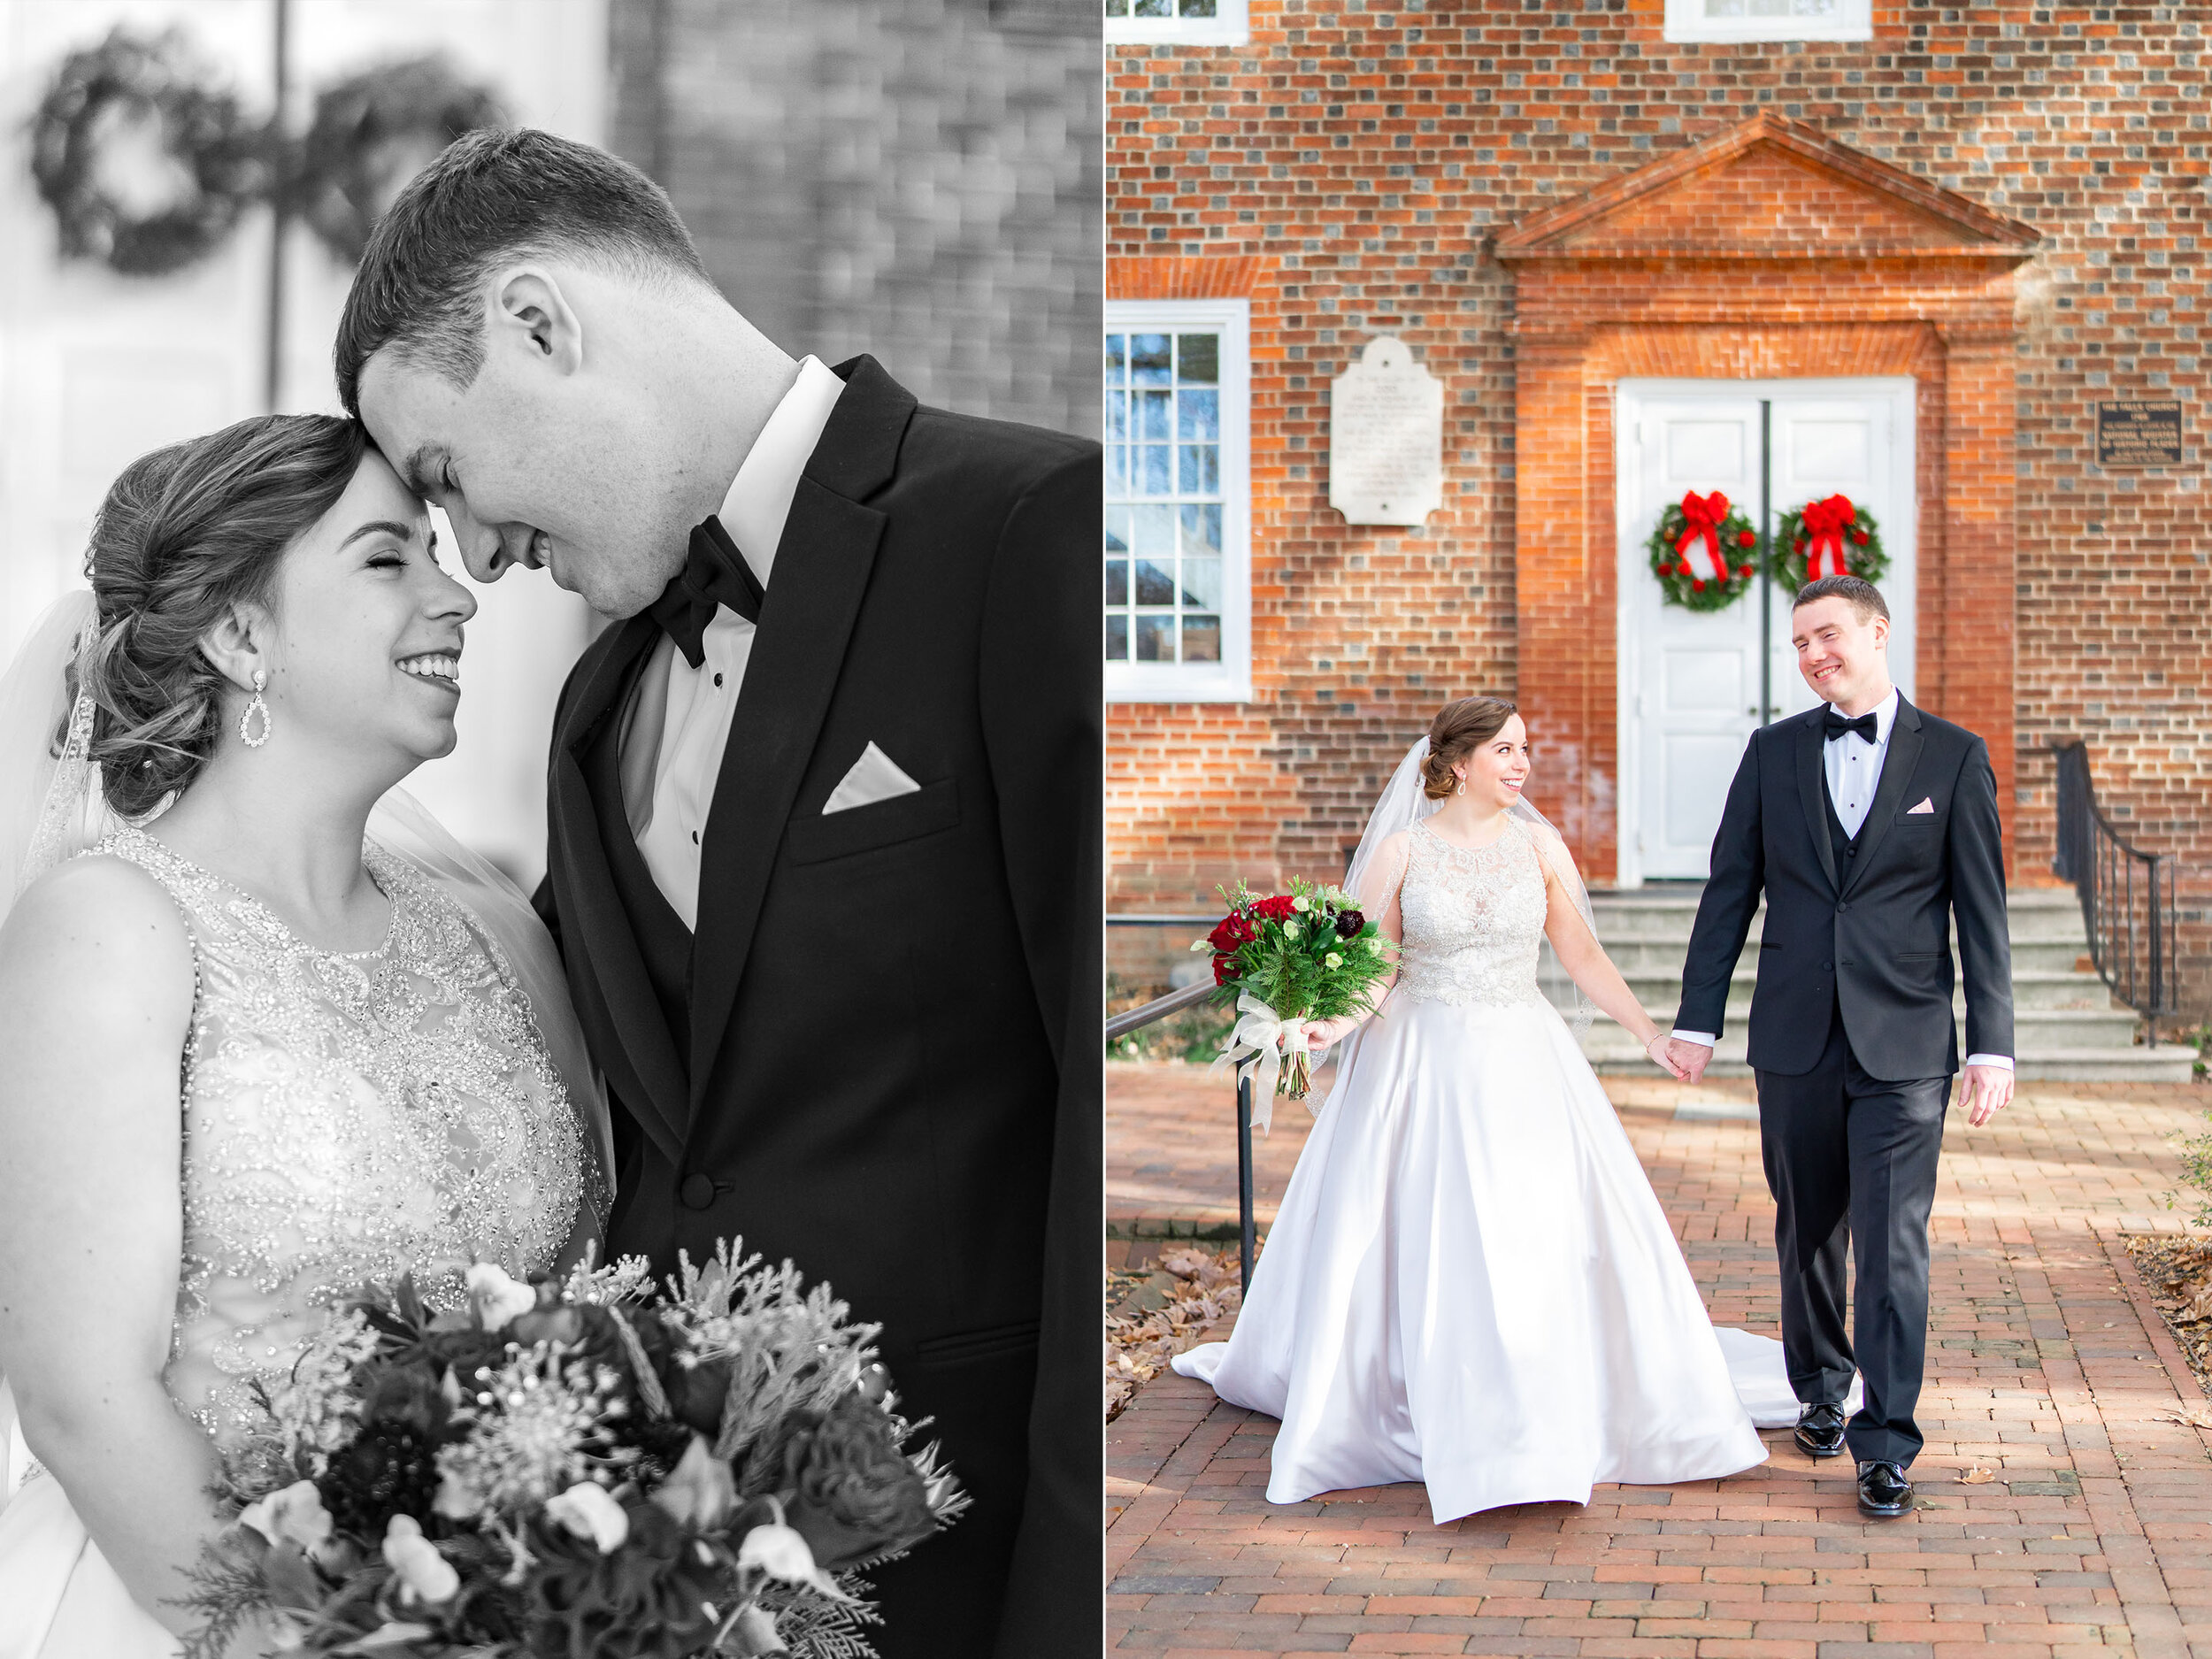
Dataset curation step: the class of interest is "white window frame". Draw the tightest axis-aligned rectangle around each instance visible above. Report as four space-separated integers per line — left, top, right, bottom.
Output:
1105 0 1249 49
1105 297 1252 704
1663 0 1871 44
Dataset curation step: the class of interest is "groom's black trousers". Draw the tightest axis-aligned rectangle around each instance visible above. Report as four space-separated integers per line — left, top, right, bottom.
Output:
1755 1010 1949 1468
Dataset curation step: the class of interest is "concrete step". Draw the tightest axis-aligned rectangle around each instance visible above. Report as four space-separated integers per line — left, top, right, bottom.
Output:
1589 967 2119 1013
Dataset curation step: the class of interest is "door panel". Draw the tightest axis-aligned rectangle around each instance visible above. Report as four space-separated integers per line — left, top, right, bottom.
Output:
1618 379 1915 884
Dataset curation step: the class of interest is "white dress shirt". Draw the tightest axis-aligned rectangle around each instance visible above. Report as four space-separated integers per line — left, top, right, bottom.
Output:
1672 686 2011 1070
623 355 846 931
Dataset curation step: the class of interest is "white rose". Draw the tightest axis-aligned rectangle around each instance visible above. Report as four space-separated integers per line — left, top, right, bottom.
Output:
381 1515 459 1606
736 1520 852 1602
239 1479 333 1557
464 1262 537 1332
1325 952 1342 969
545 1481 631 1554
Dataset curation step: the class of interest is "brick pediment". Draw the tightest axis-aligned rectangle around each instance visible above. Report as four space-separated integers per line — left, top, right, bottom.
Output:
1494 112 2038 263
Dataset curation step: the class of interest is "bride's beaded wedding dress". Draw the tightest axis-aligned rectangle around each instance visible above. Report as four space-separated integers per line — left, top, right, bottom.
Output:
0 827 594 1657
1175 815 1773 1521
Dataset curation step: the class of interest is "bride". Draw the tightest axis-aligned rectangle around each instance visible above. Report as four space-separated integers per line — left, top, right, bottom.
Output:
0 414 611 1656
1174 695 1782 1522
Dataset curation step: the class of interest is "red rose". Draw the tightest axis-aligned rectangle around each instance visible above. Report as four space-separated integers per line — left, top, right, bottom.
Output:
1251 895 1297 922
1207 912 1254 952
1738 530 1755 548
1212 952 1235 987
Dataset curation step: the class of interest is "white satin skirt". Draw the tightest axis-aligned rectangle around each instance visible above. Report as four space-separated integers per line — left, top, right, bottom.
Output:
0 1381 180 1659
1173 994 1778 1523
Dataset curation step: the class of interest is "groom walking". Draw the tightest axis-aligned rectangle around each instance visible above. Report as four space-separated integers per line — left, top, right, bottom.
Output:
1666 575 2013 1518
335 131 1098 1655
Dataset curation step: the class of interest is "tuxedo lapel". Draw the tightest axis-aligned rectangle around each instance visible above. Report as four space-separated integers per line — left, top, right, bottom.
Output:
1840 696 1925 897
1793 710 1839 894
549 613 690 1166
687 357 914 1105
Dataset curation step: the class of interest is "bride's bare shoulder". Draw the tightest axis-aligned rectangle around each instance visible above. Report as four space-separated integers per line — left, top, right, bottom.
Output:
0 852 194 1010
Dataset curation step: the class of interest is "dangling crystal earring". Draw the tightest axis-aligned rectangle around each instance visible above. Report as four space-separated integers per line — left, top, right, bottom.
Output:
239 669 272 749
1454 774 1466 796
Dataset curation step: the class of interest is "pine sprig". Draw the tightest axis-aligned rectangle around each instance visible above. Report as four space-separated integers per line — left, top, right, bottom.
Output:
173 1528 277 1659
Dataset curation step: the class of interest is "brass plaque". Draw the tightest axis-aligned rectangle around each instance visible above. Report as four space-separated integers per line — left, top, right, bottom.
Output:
2096 400 2183 467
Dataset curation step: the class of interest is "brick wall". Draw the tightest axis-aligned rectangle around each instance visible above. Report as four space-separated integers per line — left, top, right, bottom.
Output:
611 0 1101 438
1108 0 2212 1018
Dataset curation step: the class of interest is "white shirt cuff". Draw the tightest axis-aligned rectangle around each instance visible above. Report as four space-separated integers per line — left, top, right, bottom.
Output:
1964 1053 2013 1071
1671 1030 1717 1048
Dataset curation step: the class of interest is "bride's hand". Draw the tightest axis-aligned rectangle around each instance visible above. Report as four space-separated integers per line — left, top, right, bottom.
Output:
1300 1017 1354 1053
1642 1032 1687 1079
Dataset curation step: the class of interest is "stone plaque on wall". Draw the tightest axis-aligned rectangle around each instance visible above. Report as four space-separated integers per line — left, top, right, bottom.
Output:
1330 334 1444 526
2095 399 2183 467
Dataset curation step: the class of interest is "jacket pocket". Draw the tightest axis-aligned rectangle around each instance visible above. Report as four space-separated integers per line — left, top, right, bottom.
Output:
913 1317 1040 1367
784 778 960 866
1759 941 1784 951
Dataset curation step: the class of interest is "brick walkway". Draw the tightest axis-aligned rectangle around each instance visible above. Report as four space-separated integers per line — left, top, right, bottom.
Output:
1107 1061 2212 1658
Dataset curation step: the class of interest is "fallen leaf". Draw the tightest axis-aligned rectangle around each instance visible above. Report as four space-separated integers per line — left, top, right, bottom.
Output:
2162 1408 2212 1431
1959 1467 1996 1484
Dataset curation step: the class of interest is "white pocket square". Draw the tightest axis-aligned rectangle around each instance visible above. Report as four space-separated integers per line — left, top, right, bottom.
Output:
1907 796 1935 815
823 741 921 815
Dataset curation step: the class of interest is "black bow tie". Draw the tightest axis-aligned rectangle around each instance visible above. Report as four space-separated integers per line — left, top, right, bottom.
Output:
1824 708 1879 746
646 516 764 669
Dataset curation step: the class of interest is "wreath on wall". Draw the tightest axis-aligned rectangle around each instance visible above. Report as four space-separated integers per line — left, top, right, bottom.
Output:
1767 494 1889 592
27 27 268 278
292 57 507 264
1646 489 1761 612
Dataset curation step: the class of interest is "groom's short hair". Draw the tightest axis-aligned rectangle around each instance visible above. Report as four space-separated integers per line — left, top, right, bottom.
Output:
334 128 713 417
1793 573 1889 625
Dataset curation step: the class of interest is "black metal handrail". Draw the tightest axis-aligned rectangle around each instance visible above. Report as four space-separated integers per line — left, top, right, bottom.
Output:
2051 739 2178 1042
1105 982 1258 1292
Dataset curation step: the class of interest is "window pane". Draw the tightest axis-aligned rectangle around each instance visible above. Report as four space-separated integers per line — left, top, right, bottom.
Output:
1134 560 1177 605
1105 444 1125 496
1181 615 1221 662
1179 443 1219 495
1177 334 1217 383
1103 504 1129 555
1138 388 1171 442
1181 503 1221 554
1178 388 1218 440
1105 334 1125 380
1129 334 1171 385
1134 615 1173 661
1179 558 1220 609
1105 560 1128 606
1105 614 1128 661
1133 0 1170 13
1131 503 1175 556
1182 0 1218 13
1140 444 1171 495
1106 390 1128 442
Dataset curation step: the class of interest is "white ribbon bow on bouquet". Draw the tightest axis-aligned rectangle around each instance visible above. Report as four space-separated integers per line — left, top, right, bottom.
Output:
1211 990 1310 1135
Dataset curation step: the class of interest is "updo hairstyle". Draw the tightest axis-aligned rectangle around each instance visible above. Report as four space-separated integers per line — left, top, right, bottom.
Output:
74 414 369 818
1419 695 1518 801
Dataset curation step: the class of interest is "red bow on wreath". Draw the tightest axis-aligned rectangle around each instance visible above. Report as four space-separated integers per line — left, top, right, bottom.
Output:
1801 494 1856 580
1673 490 1732 583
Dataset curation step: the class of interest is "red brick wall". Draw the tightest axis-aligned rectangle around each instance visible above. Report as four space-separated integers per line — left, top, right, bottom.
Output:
1107 0 2212 1017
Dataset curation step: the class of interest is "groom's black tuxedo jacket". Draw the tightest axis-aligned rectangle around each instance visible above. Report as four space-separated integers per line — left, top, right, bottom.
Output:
1675 696 2012 1079
536 358 1100 1659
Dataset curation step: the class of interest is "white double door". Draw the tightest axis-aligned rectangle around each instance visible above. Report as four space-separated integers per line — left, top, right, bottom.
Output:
1616 379 1916 885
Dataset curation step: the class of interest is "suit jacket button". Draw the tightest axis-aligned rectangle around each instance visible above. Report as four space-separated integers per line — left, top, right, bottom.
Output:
680 1173 716 1210
1823 961 1834 972
1836 902 1850 913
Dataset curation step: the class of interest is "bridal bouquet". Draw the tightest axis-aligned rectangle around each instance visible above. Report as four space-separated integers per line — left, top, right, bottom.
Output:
1196 878 1393 1105
180 1242 964 1659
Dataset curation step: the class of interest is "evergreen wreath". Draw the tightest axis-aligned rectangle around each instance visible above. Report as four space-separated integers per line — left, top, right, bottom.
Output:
1767 494 1889 593
1646 489 1761 612
27 27 266 278
292 57 506 264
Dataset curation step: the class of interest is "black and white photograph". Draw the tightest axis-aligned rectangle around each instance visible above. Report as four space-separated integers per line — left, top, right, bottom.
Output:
0 4 1102 1657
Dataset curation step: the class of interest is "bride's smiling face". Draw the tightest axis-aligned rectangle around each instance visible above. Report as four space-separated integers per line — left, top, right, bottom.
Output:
248 451 478 774
1451 714 1532 811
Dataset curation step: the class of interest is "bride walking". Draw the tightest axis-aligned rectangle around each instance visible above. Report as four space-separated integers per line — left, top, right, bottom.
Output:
1174 695 1769 1521
0 415 610 1656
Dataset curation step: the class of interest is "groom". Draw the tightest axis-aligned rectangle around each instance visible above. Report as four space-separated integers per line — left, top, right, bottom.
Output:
334 131 1099 1656
1666 575 2013 1519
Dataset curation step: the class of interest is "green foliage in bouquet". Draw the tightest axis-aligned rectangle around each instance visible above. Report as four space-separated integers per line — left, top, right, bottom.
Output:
1200 877 1393 1022
178 1243 965 1659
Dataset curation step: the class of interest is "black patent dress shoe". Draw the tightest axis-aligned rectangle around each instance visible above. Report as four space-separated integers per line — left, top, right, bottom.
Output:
1793 1401 1847 1459
1856 1459 1912 1517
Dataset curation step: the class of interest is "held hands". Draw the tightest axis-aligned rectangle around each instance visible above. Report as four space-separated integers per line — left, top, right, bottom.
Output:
1957 1062 2015 1126
1661 1036 1713 1084
1641 1032 1692 1080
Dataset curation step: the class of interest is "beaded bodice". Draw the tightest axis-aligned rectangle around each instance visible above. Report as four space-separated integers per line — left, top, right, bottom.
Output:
94 826 587 1449
1394 817 1549 1009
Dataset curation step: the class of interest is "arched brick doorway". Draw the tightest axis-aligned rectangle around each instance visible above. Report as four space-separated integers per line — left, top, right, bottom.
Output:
1495 112 2038 887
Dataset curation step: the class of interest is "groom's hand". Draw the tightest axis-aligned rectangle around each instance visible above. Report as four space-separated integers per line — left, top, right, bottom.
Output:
1664 1037 1714 1084
1958 1063 2015 1126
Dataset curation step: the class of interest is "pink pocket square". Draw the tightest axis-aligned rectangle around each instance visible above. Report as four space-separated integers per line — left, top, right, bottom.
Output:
1907 796 1935 815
